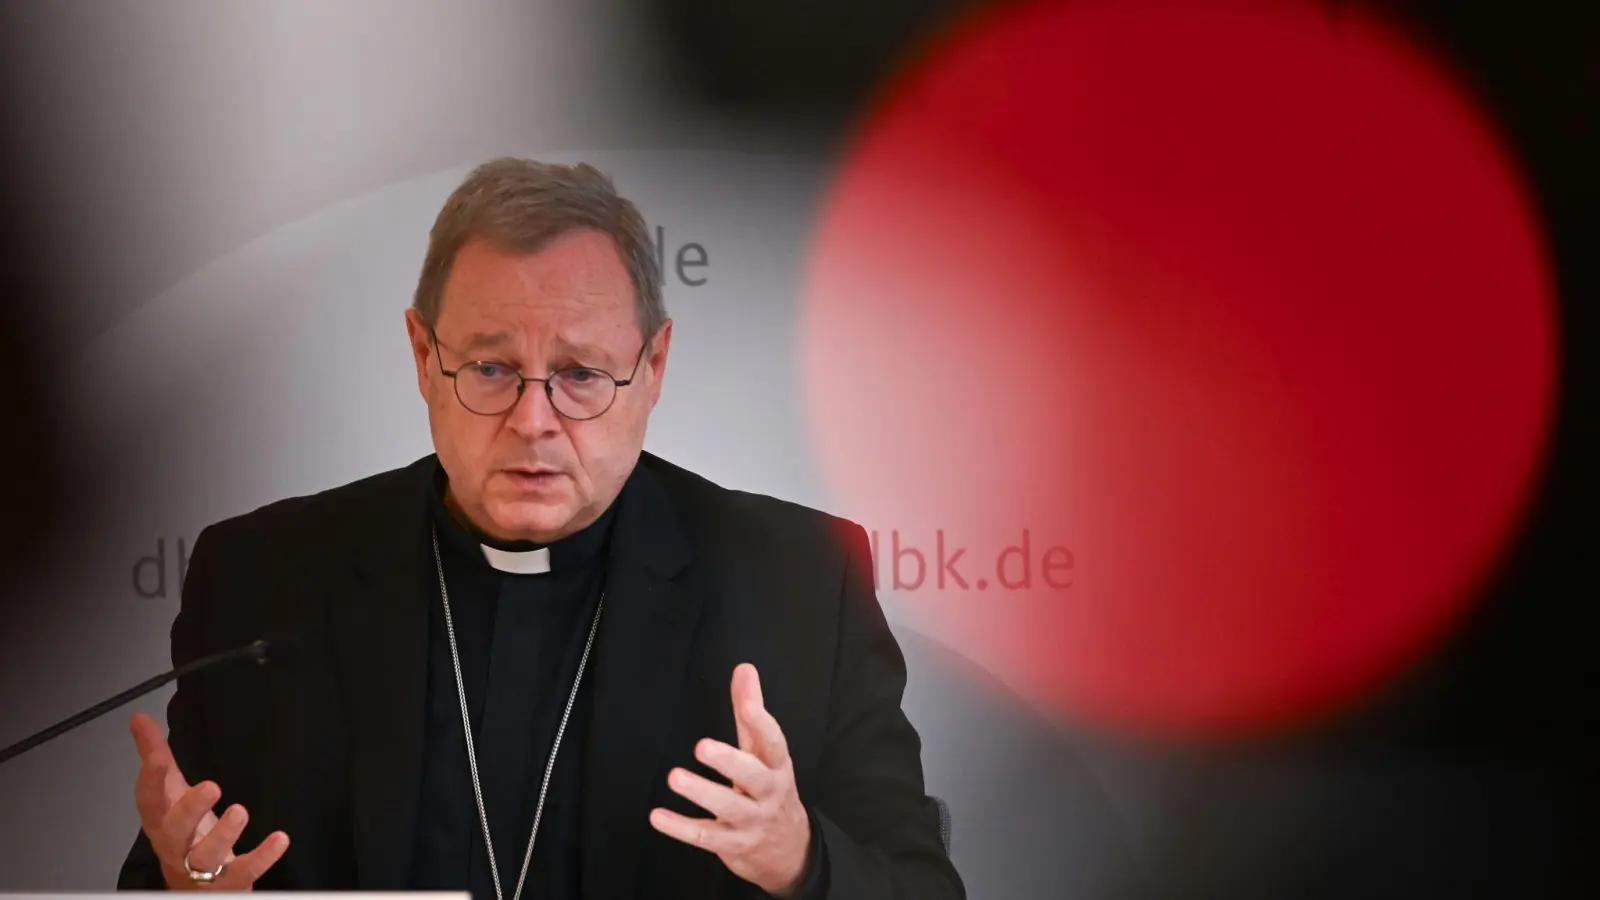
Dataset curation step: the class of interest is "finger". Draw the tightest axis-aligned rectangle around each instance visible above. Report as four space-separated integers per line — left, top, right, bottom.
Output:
731 665 755 754
158 781 220 858
131 714 193 820
192 808 222 844
745 663 765 710
649 808 751 857
129 713 176 768
183 804 247 875
216 831 290 889
743 700 791 768
694 738 776 799
731 665 790 767
134 757 175 824
667 767 760 824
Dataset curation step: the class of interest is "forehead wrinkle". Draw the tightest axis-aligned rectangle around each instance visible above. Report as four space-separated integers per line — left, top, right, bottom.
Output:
447 314 627 372
439 234 638 366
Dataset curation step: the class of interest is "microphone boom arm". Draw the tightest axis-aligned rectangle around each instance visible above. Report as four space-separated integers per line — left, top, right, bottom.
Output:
0 639 271 765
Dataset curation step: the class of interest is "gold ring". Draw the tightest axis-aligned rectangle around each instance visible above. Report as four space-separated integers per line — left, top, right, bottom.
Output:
183 850 225 883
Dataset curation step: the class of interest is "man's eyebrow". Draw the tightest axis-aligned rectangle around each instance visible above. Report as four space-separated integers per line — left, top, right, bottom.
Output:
459 330 515 352
550 335 618 369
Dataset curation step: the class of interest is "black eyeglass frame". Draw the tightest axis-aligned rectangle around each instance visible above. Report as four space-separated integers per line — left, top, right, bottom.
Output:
429 326 651 420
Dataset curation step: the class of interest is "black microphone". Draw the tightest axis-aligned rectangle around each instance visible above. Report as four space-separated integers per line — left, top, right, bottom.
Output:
0 638 290 765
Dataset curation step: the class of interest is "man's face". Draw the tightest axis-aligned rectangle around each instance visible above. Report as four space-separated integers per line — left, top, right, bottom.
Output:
405 229 671 542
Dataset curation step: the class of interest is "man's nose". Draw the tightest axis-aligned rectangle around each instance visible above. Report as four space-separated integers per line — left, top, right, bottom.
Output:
506 381 564 436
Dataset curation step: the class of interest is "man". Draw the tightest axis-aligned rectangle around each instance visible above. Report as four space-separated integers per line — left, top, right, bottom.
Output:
117 158 963 899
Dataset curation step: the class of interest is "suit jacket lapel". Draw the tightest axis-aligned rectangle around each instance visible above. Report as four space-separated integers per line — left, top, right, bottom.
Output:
581 457 700 900
329 456 435 889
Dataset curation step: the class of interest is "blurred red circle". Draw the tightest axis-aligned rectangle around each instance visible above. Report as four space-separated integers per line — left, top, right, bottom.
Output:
800 0 1556 736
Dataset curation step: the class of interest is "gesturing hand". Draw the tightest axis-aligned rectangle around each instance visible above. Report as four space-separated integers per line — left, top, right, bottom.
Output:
130 712 289 890
650 663 813 898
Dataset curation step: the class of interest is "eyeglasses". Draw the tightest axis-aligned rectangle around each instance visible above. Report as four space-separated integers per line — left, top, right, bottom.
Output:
430 327 650 420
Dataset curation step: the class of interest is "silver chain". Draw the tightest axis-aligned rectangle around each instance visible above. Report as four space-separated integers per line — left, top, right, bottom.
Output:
430 525 605 900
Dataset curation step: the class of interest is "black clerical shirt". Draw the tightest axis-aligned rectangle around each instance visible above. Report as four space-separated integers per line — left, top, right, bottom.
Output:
409 468 614 900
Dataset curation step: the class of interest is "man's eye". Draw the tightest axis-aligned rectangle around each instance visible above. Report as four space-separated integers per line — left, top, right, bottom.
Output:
565 367 602 384
469 363 515 380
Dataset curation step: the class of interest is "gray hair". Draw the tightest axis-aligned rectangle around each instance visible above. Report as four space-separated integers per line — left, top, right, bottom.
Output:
412 157 665 338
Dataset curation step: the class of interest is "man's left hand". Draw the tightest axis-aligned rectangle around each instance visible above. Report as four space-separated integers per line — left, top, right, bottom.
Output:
650 663 812 898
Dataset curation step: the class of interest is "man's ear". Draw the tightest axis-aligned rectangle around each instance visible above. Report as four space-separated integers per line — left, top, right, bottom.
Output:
647 319 673 408
405 308 433 400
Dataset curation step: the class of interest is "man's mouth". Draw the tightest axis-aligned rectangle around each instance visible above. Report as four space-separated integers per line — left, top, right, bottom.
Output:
502 467 564 489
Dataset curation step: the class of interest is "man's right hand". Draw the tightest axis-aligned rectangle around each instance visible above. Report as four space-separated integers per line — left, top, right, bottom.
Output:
130 712 289 890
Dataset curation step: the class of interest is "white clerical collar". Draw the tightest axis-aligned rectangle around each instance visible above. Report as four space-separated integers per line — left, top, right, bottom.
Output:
479 544 552 575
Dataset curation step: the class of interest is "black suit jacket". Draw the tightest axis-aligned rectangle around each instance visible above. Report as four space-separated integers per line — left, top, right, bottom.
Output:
117 452 964 899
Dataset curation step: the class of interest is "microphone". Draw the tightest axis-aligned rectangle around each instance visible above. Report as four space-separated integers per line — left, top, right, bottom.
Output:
0 638 291 766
